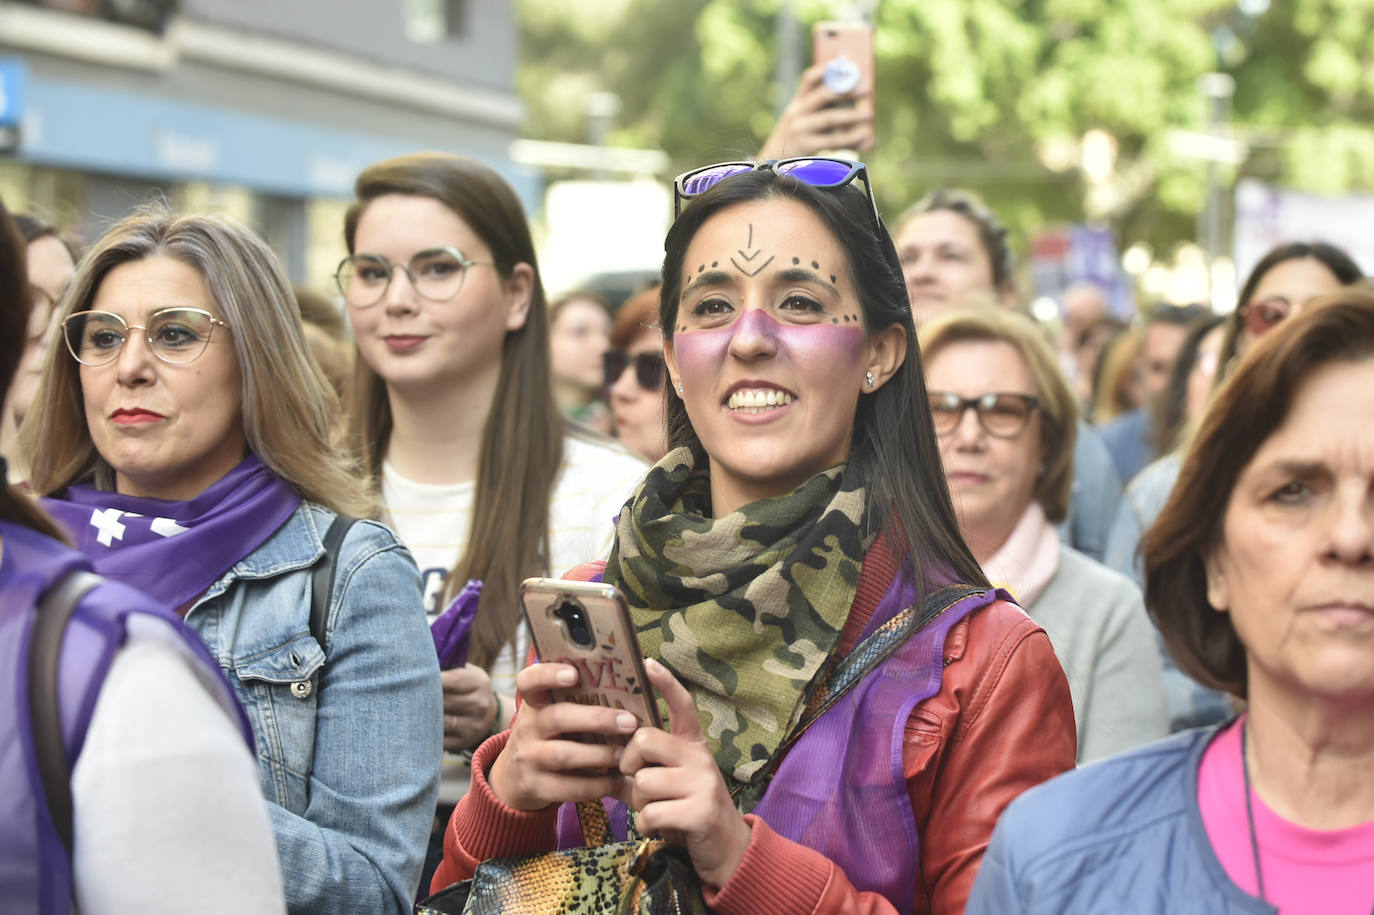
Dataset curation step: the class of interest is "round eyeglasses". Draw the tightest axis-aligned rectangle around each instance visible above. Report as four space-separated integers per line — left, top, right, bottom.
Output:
62 307 230 367
334 245 494 308
928 391 1040 439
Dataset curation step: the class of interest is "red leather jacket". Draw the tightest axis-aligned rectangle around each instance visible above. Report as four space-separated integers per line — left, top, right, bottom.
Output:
433 538 1077 913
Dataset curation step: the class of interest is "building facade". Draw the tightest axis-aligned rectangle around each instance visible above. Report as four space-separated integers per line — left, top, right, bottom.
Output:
0 0 528 291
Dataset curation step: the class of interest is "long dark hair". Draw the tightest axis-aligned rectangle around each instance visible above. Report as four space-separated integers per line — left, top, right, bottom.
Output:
659 170 987 593
343 153 564 668
0 197 65 539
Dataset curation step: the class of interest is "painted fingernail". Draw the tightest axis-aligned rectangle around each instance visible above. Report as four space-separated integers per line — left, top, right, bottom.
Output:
616 713 638 731
556 667 578 685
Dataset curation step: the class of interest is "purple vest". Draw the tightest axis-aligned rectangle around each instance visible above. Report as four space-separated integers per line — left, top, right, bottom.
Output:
0 519 250 915
556 566 1000 911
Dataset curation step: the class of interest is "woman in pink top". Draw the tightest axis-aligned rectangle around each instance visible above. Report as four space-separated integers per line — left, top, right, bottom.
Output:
969 290 1374 914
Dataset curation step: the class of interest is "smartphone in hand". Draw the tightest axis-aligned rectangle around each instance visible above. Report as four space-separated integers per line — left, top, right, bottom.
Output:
520 578 661 744
812 20 876 149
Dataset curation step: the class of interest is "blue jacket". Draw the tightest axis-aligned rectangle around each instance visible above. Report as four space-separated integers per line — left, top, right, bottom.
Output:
967 722 1275 914
1102 453 1234 733
186 503 442 915
1056 420 1123 563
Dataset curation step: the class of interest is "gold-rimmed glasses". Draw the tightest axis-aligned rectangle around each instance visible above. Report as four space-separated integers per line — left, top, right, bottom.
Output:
62 307 230 367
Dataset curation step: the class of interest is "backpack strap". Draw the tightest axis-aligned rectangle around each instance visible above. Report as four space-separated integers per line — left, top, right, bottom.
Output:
28 569 102 858
309 515 357 653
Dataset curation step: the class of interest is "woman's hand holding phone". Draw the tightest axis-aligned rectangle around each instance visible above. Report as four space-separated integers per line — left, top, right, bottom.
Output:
760 63 874 160
487 661 639 812
618 658 752 890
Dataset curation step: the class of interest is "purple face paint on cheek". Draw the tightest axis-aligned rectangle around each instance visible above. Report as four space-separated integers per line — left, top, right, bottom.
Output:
773 321 866 363
674 309 865 380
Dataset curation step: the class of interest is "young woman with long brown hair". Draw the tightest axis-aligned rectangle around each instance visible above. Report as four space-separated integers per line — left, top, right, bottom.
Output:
339 154 648 823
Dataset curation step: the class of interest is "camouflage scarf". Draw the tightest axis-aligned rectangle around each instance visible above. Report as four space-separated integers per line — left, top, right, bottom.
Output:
604 446 870 784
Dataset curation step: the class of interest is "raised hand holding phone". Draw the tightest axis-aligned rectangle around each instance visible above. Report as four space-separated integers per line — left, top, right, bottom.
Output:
761 21 876 159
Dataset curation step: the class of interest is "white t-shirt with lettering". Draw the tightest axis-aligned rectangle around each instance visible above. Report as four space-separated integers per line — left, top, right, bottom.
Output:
381 433 649 695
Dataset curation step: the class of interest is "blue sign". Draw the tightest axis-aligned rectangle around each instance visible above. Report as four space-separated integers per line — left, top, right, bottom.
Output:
0 58 26 128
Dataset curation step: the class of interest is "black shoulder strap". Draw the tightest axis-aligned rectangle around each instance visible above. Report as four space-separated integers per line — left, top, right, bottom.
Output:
309 515 357 653
28 569 102 858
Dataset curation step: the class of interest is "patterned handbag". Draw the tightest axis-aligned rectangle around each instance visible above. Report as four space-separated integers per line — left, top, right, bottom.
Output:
415 799 710 915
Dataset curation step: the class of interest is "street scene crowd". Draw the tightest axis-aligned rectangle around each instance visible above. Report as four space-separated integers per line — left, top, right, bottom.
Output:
3 3 1373 913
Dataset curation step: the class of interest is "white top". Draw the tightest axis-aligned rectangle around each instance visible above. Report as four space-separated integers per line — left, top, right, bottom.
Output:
71 614 286 914
383 432 647 803
383 432 647 687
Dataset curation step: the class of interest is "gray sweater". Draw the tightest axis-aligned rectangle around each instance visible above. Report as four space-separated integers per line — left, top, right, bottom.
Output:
1028 546 1170 764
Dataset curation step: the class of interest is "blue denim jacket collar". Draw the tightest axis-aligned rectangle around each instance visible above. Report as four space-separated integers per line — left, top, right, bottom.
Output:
194 505 327 606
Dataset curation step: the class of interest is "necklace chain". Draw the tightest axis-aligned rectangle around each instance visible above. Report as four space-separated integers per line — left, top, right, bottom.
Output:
1239 720 1374 914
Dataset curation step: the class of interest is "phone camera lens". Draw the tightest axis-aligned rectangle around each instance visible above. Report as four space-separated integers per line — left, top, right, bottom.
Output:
553 599 595 647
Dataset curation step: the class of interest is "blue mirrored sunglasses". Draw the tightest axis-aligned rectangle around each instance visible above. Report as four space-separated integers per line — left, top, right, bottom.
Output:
672 157 882 231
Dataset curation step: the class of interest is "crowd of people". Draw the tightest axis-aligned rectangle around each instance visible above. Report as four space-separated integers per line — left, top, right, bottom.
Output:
2 62 1373 915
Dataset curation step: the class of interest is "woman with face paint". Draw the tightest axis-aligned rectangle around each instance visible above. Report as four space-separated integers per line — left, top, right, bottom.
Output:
430 161 1078 913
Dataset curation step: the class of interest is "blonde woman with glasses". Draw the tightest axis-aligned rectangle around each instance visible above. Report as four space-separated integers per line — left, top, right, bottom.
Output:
21 206 443 915
920 308 1168 764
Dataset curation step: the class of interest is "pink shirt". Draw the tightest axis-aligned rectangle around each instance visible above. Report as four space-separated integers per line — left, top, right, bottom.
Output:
1198 717 1374 914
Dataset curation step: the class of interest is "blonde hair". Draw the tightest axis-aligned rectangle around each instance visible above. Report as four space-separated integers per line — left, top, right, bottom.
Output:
22 206 374 519
919 307 1078 523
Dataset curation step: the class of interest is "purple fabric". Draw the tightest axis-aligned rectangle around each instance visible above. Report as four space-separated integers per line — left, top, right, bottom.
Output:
431 579 481 670
40 455 301 612
0 519 251 914
751 581 998 912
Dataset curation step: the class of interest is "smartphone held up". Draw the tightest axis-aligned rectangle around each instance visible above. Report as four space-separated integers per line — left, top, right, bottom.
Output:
812 20 875 152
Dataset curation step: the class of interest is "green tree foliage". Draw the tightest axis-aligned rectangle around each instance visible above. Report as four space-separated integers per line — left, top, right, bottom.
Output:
517 0 1374 258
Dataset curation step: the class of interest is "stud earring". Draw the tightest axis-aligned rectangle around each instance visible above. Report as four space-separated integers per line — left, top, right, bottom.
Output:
675 382 684 396
865 371 875 390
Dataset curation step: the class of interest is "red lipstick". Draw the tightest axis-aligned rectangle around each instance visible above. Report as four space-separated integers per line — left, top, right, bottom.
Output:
110 408 164 425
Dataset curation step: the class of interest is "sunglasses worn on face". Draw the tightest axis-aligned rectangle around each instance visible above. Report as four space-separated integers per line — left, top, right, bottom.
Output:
335 245 494 308
62 307 229 367
929 391 1040 439
1238 296 1298 337
603 350 665 391
673 158 882 231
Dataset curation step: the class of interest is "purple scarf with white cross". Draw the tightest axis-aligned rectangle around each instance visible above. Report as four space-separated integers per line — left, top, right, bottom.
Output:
40 454 302 614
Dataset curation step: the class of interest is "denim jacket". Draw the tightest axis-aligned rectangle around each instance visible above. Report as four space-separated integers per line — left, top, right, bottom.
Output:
185 503 442 915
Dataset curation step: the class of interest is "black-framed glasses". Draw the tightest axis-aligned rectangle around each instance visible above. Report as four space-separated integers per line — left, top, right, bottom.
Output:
928 392 1040 439
62 307 230 367
334 245 494 308
603 350 665 391
673 158 881 231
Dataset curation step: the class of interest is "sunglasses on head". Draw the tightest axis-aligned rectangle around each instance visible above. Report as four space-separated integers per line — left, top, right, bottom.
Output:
673 157 882 231
603 350 665 391
1238 296 1298 337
